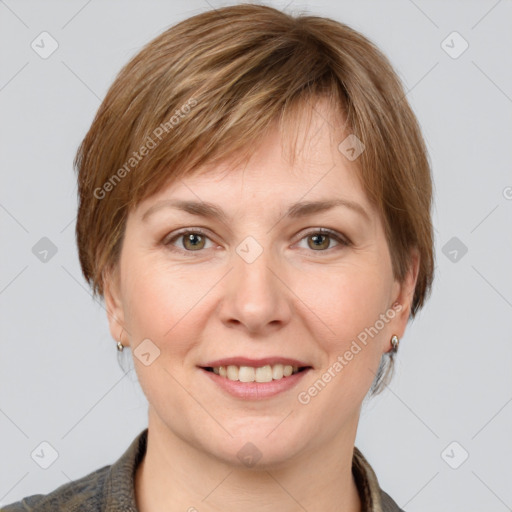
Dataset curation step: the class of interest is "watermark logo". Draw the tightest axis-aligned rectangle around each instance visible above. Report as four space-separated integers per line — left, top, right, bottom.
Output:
441 31 469 59
442 236 468 263
441 441 469 469
32 237 58 263
236 236 264 264
237 442 263 467
338 134 365 161
31 441 59 469
31 31 59 59
133 338 161 366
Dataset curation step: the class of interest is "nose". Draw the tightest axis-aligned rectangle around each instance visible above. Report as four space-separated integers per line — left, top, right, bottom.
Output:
218 244 292 335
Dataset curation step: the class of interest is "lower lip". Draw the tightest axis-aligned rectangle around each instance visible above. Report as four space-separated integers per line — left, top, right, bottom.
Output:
200 368 311 400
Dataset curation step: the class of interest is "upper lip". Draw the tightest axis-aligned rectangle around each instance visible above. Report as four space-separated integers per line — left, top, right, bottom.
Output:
201 357 312 368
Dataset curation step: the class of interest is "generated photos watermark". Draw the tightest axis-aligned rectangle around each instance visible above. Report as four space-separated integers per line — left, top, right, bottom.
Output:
93 96 198 200
297 302 402 405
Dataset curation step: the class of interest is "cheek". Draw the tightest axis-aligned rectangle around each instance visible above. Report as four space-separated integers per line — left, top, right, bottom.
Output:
121 257 191 344
296 261 392 397
124 273 169 340
300 261 391 342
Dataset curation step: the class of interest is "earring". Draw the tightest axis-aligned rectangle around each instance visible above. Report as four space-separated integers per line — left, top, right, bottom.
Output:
390 335 399 353
116 327 125 351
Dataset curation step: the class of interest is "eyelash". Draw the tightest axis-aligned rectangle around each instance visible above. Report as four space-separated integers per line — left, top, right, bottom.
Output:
162 227 351 256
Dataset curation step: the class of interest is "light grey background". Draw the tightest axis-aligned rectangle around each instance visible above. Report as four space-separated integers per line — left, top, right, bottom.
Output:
1 1 511 510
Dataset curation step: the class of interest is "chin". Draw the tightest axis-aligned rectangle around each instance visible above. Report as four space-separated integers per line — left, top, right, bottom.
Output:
198 421 309 469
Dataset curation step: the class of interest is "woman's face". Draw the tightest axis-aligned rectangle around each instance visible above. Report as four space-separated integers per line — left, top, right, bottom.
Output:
105 100 418 467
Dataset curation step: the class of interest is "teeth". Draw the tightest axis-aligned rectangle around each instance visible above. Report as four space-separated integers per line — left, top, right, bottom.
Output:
210 364 302 382
238 366 255 382
227 365 239 381
272 364 284 379
255 365 273 383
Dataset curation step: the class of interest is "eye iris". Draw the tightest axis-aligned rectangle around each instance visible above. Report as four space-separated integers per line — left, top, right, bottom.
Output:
308 233 330 250
183 233 205 250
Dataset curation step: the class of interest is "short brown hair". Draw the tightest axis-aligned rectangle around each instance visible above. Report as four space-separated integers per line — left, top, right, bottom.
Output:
75 4 434 323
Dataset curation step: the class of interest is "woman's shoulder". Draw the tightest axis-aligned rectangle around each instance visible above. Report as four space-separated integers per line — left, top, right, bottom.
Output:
1 463 111 512
353 445 406 512
380 488 406 512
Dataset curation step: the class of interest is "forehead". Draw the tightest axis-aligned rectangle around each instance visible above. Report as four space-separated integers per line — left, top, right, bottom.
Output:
135 100 372 219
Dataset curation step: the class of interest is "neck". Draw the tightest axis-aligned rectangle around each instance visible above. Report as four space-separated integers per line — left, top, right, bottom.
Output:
135 408 362 512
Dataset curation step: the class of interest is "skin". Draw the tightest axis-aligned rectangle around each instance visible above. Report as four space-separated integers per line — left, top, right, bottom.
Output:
104 98 419 512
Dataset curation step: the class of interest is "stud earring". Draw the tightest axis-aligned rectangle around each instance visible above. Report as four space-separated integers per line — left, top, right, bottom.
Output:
390 334 399 352
116 328 125 351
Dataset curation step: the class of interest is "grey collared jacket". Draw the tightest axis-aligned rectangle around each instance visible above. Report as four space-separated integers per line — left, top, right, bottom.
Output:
3 428 405 512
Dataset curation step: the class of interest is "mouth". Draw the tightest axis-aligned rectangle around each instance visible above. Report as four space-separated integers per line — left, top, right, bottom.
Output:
200 364 311 383
199 360 313 399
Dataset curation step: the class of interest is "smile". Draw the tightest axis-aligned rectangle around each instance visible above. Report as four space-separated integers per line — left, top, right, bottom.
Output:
203 364 307 382
199 358 313 399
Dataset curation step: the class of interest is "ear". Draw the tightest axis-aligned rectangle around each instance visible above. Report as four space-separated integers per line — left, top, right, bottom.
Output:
103 266 128 347
388 247 421 342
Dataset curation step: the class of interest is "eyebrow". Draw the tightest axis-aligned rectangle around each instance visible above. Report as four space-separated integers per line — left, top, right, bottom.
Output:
141 198 370 223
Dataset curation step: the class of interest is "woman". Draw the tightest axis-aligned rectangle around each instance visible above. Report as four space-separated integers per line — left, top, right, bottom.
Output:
4 3 433 511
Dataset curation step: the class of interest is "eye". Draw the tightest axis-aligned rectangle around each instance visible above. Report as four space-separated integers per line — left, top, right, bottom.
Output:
163 228 215 253
297 228 350 253
163 227 350 256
